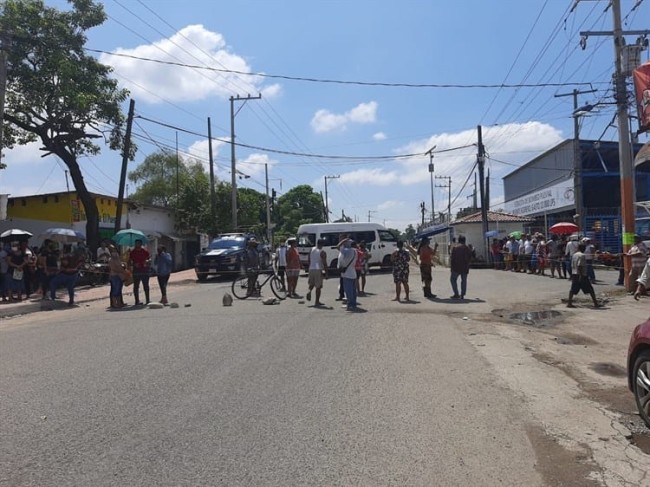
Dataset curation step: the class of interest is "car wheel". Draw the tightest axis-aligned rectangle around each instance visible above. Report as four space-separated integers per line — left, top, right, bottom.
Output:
633 350 650 428
382 255 392 271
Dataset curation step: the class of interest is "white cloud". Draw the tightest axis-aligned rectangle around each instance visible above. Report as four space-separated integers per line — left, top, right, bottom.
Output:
336 122 564 191
377 200 404 211
238 153 276 178
186 139 274 179
100 25 276 104
2 141 51 166
373 132 387 141
311 101 378 133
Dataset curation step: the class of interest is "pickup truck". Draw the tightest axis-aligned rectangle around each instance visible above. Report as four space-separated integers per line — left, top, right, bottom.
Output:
194 233 271 281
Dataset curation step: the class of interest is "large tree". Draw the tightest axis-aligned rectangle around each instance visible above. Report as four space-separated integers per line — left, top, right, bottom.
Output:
275 185 326 235
2 0 129 249
128 151 186 208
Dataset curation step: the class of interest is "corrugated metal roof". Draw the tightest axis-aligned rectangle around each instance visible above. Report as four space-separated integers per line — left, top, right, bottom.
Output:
451 210 535 225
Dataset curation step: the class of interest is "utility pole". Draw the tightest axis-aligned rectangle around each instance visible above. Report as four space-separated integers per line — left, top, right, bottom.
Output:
207 117 216 229
368 209 376 223
580 0 650 289
477 125 489 263
425 145 437 224
265 163 271 243
230 94 262 231
435 176 452 224
0 31 10 164
324 175 340 223
175 131 179 204
420 202 426 226
473 172 478 209
115 99 135 234
554 87 597 233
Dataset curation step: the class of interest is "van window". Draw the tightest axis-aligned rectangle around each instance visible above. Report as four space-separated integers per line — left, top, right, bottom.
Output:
298 233 315 247
353 231 376 243
378 230 397 242
321 233 340 247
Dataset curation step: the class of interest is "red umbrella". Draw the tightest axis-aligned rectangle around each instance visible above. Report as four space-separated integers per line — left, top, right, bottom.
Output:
549 222 579 235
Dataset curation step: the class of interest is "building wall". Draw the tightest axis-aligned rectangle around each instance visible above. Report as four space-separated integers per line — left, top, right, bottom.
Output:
452 222 530 260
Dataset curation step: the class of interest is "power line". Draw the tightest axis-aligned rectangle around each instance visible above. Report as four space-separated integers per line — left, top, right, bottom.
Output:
85 48 604 90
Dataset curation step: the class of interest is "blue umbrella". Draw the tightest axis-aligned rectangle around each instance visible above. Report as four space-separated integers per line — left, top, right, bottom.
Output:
113 229 148 246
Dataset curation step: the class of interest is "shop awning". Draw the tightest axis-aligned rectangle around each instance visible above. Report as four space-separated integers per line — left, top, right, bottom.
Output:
415 224 449 239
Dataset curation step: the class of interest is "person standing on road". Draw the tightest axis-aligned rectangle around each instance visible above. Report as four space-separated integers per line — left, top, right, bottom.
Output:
285 238 301 298
418 237 436 299
567 243 600 308
49 245 82 307
129 239 151 306
356 241 371 295
335 233 349 302
274 240 288 290
450 235 472 300
154 245 173 305
243 238 260 297
337 237 358 311
627 235 648 293
583 237 596 283
547 235 560 278
306 239 328 306
108 246 127 309
391 240 411 302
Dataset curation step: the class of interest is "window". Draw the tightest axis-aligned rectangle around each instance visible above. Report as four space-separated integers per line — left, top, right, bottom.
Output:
297 233 315 247
320 233 341 247
353 231 376 244
378 230 397 242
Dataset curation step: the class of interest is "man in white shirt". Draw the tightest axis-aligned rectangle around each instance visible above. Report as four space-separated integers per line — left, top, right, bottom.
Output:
306 239 327 306
274 241 288 290
96 241 111 263
337 237 359 311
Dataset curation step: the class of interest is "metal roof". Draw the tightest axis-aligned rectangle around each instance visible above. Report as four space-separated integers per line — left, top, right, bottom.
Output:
451 210 535 225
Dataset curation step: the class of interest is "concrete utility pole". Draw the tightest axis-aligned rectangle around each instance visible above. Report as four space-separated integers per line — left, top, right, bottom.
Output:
554 87 597 234
324 175 340 223
230 94 261 231
420 202 426 226
477 125 489 262
425 145 437 224
115 99 135 234
265 163 271 243
0 30 11 164
580 0 650 288
367 210 377 222
435 175 452 224
207 117 216 228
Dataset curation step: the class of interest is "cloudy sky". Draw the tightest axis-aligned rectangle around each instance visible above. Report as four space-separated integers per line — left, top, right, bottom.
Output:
2 0 649 230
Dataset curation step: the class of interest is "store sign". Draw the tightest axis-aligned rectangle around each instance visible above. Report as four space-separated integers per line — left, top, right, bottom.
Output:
504 180 574 216
633 61 650 134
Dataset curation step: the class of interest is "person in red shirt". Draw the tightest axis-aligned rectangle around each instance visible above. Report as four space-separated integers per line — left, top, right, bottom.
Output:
418 237 437 298
129 239 151 305
286 238 301 298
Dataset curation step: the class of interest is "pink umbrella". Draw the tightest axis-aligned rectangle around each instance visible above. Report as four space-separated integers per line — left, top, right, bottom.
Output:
549 222 579 235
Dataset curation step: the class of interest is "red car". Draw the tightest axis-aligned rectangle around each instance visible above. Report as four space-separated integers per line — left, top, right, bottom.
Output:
628 318 650 428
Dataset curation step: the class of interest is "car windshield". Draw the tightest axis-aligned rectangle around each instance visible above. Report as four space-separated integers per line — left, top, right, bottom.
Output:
208 236 245 250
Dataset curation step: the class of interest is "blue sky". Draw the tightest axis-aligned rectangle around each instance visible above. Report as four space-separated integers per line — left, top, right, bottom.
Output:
2 0 649 230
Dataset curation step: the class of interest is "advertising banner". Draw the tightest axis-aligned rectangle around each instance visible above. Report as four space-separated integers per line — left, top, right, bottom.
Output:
633 61 650 134
504 180 574 216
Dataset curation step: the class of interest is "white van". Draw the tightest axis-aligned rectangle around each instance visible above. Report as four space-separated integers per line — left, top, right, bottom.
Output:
296 222 399 271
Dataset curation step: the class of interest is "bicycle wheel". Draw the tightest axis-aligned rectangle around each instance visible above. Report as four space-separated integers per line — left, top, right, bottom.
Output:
231 275 250 299
269 275 288 300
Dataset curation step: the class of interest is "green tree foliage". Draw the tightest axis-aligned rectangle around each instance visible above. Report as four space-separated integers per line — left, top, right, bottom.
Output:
128 151 185 207
2 0 129 249
275 184 325 235
403 224 416 241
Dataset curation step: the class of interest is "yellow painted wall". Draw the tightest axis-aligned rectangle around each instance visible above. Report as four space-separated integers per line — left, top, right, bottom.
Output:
7 192 127 224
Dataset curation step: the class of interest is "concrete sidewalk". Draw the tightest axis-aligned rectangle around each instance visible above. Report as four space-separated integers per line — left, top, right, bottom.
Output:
0 268 199 319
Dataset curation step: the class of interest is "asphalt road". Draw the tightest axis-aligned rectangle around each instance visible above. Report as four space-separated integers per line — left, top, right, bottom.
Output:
3 267 609 486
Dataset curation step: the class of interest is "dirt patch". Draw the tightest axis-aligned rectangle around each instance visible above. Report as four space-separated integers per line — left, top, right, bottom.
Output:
551 333 599 346
589 362 627 378
526 424 601 486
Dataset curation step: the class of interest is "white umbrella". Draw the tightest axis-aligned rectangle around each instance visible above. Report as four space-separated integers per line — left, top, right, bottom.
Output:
38 227 85 243
0 228 33 241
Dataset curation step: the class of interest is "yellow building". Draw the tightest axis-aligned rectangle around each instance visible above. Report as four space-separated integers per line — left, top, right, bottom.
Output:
3 191 127 241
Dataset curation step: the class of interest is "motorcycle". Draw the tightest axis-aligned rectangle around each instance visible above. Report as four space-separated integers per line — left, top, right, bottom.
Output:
80 261 109 287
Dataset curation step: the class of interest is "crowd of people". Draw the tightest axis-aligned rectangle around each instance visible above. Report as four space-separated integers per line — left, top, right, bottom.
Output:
0 238 172 309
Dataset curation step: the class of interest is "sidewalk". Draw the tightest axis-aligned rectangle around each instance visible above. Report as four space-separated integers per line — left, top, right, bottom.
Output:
0 268 199 319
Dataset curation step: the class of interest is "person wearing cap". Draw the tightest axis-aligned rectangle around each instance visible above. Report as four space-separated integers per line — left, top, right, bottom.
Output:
306 238 327 306
564 234 580 280
286 238 301 298
582 237 596 283
337 236 359 311
243 238 260 297
628 235 648 292
567 242 600 308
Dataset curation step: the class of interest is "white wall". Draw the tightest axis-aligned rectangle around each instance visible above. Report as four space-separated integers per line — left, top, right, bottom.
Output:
452 222 529 261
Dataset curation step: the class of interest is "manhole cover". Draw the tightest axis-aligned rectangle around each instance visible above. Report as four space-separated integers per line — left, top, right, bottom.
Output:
509 310 562 327
589 362 626 377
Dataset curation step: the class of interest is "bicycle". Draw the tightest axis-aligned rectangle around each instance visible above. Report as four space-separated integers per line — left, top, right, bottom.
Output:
231 268 287 300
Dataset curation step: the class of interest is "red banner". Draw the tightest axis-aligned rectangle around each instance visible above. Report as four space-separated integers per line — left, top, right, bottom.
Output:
634 61 650 134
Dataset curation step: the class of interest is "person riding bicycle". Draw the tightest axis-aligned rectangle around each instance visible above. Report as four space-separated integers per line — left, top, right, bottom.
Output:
243 238 261 297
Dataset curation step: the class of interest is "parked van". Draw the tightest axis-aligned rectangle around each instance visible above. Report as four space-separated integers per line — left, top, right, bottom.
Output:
296 222 398 270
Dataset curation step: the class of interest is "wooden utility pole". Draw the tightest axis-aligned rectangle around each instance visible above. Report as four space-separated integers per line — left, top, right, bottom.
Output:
114 99 135 234
477 125 489 262
207 117 216 228
230 94 261 231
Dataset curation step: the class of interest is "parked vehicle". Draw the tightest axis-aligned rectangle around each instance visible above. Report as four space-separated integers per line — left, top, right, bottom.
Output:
627 318 650 428
296 222 398 271
194 233 271 281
